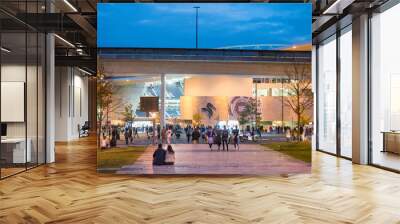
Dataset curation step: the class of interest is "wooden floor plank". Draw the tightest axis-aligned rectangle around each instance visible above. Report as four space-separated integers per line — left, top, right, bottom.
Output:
0 136 399 223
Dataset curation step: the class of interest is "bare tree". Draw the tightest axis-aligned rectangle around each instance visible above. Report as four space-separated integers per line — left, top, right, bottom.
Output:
284 63 313 139
238 97 261 129
108 93 125 121
121 103 136 127
97 67 113 136
192 112 203 126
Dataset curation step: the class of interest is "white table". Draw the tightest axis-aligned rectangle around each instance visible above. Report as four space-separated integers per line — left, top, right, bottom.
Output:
1 138 31 163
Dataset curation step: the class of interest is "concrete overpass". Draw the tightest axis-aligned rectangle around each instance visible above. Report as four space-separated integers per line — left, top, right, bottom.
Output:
98 48 311 77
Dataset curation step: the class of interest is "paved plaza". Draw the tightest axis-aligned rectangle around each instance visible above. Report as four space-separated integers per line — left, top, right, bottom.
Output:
115 133 287 146
117 143 311 175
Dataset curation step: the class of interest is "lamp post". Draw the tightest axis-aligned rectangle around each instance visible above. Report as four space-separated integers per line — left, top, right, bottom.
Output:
254 79 259 130
194 6 200 49
281 79 284 133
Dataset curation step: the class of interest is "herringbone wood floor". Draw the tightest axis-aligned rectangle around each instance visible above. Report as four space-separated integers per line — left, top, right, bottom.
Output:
1 136 400 224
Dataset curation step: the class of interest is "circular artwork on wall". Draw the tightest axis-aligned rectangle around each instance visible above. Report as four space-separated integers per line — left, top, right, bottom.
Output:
229 96 252 119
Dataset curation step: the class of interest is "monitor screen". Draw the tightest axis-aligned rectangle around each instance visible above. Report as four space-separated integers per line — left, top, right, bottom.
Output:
140 96 159 113
1 123 7 137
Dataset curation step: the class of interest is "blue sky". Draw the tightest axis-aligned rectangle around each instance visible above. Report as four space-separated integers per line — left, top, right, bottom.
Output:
98 3 311 50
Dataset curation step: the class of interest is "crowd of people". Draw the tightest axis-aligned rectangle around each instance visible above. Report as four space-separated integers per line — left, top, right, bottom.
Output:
148 125 240 151
284 125 313 142
184 125 240 151
100 122 313 150
101 123 314 167
100 126 140 149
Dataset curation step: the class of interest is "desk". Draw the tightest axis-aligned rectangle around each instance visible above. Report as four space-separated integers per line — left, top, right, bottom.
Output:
1 138 31 164
382 131 400 154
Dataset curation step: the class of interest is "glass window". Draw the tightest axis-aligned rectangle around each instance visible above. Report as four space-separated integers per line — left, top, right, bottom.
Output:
370 3 400 171
317 35 337 154
1 30 28 177
272 88 281 96
0 1 46 178
340 26 352 158
27 30 38 169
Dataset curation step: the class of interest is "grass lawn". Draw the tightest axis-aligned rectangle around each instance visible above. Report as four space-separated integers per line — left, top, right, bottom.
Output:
97 146 147 169
262 141 311 163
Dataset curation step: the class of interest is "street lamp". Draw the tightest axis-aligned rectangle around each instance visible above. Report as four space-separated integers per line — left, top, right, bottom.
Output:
194 6 200 49
281 79 284 132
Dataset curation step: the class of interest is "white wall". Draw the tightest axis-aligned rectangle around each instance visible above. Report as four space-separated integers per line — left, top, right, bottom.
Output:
1 63 46 164
1 65 26 139
1 65 41 137
71 73 89 138
184 76 253 97
54 67 89 141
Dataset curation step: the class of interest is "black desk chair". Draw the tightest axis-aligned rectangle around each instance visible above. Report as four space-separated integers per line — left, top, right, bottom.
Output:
79 121 90 138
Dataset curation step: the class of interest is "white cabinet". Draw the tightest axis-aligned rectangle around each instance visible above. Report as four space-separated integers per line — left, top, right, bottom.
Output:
1 138 32 163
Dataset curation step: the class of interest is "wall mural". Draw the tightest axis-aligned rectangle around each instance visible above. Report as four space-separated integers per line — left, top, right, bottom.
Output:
229 96 253 119
180 96 256 124
201 103 217 119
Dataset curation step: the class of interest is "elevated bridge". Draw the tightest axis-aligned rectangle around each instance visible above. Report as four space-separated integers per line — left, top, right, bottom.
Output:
99 48 311 77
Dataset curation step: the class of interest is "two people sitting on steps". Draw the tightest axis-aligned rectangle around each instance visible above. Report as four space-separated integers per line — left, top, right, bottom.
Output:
153 144 175 165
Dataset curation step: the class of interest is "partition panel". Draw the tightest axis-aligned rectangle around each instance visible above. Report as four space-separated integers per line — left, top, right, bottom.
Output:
0 1 47 179
0 30 28 178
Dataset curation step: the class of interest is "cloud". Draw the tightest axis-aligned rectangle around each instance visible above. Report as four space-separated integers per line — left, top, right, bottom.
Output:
267 29 287 35
137 19 154 25
99 3 311 49
217 43 289 50
148 4 299 35
293 35 311 42
230 21 283 33
152 4 280 23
